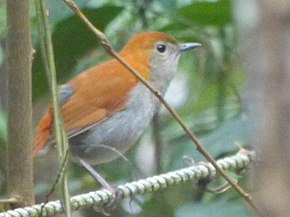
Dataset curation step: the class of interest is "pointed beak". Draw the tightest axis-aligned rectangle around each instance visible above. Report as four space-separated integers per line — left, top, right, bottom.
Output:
179 42 201 52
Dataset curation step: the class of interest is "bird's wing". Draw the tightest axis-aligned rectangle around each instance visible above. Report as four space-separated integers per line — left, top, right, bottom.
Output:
33 57 149 157
62 59 138 134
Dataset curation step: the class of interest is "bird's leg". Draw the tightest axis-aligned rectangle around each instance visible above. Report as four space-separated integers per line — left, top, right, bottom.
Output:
77 157 115 193
77 157 122 212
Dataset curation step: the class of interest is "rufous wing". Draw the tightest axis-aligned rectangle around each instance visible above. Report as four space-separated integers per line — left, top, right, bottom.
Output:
33 56 149 157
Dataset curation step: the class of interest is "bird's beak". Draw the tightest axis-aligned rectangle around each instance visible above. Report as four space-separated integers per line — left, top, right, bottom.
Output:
179 43 201 52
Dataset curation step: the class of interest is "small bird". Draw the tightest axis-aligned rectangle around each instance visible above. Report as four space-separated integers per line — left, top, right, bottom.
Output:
34 32 200 183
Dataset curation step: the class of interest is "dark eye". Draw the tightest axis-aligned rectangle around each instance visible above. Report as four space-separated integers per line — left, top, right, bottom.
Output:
156 44 166 53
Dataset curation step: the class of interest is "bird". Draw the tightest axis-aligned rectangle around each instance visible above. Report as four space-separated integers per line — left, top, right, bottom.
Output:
33 32 200 188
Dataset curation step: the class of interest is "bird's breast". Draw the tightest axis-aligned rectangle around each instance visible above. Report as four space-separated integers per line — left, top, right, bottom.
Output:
69 82 160 165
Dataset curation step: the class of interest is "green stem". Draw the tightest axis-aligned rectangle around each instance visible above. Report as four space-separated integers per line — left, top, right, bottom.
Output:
35 0 71 216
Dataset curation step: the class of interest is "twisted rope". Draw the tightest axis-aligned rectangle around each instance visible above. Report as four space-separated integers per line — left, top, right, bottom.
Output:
0 151 254 217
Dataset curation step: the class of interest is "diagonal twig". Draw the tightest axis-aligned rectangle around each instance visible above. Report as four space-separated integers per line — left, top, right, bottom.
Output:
63 0 257 212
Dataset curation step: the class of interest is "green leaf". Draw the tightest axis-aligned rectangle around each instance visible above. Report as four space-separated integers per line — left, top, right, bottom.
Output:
200 114 251 156
178 0 233 27
32 6 123 98
158 22 189 32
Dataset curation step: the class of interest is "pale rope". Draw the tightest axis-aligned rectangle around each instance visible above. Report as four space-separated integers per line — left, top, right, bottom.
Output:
0 151 254 217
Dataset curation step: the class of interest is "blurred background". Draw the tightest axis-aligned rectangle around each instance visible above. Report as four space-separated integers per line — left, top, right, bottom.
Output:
0 0 254 216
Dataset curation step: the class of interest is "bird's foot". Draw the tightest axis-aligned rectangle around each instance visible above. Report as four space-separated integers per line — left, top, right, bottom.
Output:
77 157 123 213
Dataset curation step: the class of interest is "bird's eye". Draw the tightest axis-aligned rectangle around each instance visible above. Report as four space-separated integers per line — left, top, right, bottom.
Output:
156 44 167 53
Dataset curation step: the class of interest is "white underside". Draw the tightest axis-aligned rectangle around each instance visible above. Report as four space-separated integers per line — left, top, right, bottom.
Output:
69 51 181 165
69 83 160 165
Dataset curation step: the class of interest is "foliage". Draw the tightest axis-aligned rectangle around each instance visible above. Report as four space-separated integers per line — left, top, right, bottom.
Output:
0 0 253 216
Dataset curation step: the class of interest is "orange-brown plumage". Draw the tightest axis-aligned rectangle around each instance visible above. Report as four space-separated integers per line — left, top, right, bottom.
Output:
33 32 167 157
62 53 151 131
33 32 200 162
33 107 54 157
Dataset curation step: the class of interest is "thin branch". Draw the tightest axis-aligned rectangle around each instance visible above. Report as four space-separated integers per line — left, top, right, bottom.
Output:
0 198 18 205
152 114 163 174
35 0 71 216
63 0 257 211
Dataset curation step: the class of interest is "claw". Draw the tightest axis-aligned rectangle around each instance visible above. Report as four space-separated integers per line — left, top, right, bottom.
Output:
205 179 237 194
93 205 111 216
93 188 123 215
183 155 195 166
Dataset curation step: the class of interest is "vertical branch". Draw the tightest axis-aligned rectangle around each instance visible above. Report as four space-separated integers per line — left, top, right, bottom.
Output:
35 0 71 216
236 0 290 216
152 115 163 174
6 0 34 207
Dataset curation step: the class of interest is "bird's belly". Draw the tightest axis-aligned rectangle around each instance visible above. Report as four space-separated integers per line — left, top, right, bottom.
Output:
69 83 159 165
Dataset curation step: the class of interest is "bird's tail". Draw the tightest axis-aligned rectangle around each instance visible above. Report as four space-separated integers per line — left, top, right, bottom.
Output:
33 107 54 158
